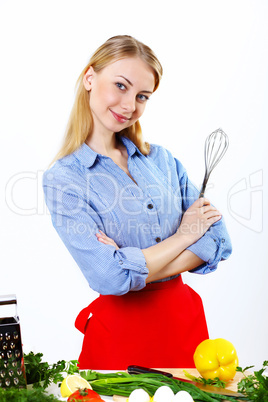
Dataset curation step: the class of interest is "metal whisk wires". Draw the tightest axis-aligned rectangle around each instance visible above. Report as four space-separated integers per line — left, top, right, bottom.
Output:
199 128 229 197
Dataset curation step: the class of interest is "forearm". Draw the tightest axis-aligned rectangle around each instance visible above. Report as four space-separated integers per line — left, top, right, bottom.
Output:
146 250 204 282
142 197 221 279
96 197 222 286
97 229 192 272
141 233 192 278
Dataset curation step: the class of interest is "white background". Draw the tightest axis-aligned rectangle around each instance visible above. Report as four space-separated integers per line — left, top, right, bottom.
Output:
1 0 267 371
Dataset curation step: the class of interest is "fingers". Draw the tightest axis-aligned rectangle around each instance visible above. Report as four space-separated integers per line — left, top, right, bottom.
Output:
191 198 221 217
187 199 220 217
178 197 222 243
192 197 211 208
201 204 221 216
205 212 222 224
95 230 119 250
199 203 222 226
211 215 222 224
95 230 110 244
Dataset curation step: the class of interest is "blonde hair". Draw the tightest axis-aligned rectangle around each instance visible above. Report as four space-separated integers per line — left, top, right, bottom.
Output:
53 35 163 162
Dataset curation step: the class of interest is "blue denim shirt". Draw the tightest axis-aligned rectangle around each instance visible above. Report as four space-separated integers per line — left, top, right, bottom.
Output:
43 136 232 295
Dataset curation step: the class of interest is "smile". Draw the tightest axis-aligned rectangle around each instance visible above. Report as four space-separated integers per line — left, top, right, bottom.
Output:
110 109 131 123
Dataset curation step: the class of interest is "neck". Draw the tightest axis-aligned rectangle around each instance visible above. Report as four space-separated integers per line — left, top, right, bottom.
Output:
86 131 118 156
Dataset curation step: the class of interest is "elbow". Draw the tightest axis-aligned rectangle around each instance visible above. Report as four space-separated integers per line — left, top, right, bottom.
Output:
86 269 132 296
210 219 232 260
97 282 131 296
76 247 148 296
88 268 147 296
221 236 232 261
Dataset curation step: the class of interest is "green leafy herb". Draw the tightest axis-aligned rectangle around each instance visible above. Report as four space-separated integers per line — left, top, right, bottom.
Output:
0 353 79 401
64 359 80 375
183 370 227 388
0 387 61 401
237 360 268 401
24 351 79 389
24 352 65 389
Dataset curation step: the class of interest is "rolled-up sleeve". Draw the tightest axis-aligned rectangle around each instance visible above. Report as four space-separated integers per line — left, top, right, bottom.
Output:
174 158 232 274
187 218 232 273
43 173 148 296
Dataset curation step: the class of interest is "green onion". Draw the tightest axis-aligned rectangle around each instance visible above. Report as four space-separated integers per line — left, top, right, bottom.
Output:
79 370 245 401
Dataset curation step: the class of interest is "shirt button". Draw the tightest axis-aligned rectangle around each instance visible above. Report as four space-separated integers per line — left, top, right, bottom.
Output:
155 237 161 243
119 260 123 265
147 203 154 209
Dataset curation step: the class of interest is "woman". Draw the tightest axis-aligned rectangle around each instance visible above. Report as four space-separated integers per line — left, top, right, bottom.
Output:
43 35 232 369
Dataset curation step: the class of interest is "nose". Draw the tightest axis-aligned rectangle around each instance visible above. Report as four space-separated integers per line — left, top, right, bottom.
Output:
121 94 136 114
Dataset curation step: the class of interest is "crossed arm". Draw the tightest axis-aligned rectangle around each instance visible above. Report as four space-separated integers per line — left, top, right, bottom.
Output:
96 198 221 283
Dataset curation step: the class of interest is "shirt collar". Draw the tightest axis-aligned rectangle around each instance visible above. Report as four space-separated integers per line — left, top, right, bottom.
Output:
72 142 98 168
72 136 142 168
120 135 141 157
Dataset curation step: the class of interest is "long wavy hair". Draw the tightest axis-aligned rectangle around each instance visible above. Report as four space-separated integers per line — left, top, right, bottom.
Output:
53 35 163 162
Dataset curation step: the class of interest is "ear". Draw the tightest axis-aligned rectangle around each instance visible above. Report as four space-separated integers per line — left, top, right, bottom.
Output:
83 66 94 90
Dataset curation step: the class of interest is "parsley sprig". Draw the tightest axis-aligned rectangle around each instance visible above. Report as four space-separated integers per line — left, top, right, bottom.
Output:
0 387 61 401
237 361 268 401
183 370 227 388
24 351 79 389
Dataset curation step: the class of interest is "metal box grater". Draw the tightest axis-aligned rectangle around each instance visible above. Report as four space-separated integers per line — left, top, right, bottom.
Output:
0 295 27 388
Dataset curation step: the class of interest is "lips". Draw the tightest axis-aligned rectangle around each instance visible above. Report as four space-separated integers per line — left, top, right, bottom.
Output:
110 109 131 123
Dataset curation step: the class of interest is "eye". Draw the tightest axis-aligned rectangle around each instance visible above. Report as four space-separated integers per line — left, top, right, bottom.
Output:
116 82 126 90
137 94 149 102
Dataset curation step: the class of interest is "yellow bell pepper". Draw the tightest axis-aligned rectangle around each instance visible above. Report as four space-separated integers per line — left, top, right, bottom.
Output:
193 338 239 381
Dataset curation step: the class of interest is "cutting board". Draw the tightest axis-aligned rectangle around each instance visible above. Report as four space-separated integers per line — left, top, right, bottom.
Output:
112 368 244 401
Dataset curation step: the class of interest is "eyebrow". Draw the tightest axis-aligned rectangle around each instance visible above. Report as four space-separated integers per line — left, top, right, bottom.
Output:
116 75 153 94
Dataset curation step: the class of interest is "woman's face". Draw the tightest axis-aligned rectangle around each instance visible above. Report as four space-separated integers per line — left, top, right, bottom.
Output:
83 57 155 137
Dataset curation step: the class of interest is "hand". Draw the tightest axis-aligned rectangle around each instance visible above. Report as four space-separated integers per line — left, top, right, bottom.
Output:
95 230 119 250
176 198 222 244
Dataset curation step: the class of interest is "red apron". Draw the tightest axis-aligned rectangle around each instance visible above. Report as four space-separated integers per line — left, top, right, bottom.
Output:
75 276 209 369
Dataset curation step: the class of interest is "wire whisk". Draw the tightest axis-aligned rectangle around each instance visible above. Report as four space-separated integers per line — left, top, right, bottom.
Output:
199 128 229 197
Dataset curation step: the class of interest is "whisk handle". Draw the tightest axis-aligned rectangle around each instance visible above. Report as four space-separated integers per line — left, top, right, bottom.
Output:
199 176 209 198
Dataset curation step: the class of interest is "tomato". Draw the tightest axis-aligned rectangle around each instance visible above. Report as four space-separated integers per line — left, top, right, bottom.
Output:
67 387 104 401
87 399 105 402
